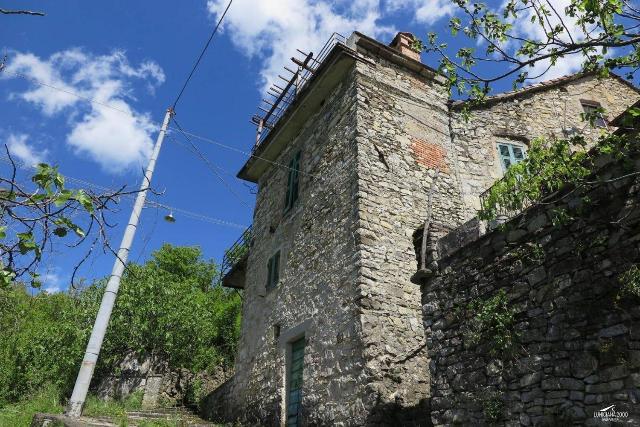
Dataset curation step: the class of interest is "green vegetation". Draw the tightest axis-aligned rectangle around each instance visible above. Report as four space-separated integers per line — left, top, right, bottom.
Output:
0 387 202 426
1 162 138 289
479 133 639 222
0 385 64 427
411 0 640 107
480 392 504 423
0 244 241 423
464 289 519 356
618 265 640 300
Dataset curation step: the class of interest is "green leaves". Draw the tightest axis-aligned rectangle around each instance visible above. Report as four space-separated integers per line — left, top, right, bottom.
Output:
479 135 607 221
464 289 519 357
73 190 94 213
32 164 64 194
0 245 242 406
53 217 85 238
413 0 637 101
17 232 39 258
53 227 67 238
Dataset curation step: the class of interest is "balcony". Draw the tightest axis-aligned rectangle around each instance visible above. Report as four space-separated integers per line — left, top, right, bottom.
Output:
220 226 252 289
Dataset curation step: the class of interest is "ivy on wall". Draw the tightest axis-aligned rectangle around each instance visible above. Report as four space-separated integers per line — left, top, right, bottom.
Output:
463 289 519 357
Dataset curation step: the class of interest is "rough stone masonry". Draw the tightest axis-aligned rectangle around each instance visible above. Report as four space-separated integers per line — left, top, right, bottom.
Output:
417 148 640 426
203 30 640 426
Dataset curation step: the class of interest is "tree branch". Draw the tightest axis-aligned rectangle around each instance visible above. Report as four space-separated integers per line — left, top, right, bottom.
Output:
0 8 44 16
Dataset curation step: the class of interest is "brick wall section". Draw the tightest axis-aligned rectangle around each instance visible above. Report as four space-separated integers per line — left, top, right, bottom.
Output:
419 152 640 426
410 137 449 172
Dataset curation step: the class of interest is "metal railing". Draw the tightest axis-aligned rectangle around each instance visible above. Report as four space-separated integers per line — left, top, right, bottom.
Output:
220 226 252 279
251 33 347 150
478 178 534 223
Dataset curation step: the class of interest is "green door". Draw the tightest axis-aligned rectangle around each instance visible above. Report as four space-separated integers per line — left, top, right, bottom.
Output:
287 338 305 427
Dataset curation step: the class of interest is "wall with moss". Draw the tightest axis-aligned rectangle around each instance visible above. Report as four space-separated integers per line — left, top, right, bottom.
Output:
419 153 640 426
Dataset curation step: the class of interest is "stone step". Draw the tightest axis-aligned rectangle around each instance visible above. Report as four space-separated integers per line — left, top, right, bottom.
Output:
32 408 219 427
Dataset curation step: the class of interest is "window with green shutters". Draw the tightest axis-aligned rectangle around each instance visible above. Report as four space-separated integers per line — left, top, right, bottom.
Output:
581 101 607 127
497 142 526 173
285 151 301 212
266 250 280 290
286 337 305 427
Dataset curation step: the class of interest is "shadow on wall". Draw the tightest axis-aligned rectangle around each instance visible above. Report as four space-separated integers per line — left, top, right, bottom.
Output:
365 397 432 427
201 381 432 426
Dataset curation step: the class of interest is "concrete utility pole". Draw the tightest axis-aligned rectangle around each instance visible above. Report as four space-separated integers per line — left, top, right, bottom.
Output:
67 107 174 417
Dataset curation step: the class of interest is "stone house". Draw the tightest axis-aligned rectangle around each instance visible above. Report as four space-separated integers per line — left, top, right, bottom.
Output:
203 31 640 426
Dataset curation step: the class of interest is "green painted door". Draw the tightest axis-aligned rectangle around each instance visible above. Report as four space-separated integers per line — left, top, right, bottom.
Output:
287 338 305 427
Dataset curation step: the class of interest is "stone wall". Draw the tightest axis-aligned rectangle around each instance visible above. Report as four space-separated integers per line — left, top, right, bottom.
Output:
96 353 229 409
350 44 467 425
420 152 640 426
206 64 368 426
450 74 640 213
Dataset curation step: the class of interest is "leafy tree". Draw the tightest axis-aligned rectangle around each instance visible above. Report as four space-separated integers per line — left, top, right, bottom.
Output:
97 244 242 376
0 150 145 289
408 0 640 220
413 0 640 101
0 245 242 406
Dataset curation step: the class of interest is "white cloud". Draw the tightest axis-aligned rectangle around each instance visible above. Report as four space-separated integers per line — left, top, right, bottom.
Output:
205 0 463 91
207 0 397 89
5 133 47 166
41 271 63 294
3 49 165 172
68 101 155 172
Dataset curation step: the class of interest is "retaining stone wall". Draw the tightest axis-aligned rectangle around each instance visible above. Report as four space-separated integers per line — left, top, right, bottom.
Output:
421 153 640 426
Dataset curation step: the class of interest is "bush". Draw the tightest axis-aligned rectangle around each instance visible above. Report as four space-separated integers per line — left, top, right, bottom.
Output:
0 244 242 408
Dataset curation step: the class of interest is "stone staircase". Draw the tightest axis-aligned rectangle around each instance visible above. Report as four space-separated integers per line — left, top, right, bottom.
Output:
31 407 221 426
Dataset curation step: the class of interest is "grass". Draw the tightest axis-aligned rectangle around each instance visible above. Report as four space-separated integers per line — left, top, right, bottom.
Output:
0 384 64 427
83 391 144 417
0 387 199 427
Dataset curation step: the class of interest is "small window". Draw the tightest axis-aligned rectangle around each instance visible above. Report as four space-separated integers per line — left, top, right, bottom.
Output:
285 152 301 212
266 250 280 290
497 142 526 173
581 101 607 128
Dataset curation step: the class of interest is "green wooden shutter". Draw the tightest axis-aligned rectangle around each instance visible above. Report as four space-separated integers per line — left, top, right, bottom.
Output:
266 251 281 290
287 338 305 427
266 256 274 290
285 157 294 211
285 152 301 212
273 251 280 286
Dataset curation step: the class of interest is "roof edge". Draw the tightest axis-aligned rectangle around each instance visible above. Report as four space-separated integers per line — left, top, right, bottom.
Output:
451 71 640 111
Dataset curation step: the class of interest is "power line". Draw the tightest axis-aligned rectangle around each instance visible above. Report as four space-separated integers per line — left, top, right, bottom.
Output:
170 117 252 209
2 57 319 179
172 0 233 110
1 70 133 115
166 125 323 179
0 155 247 229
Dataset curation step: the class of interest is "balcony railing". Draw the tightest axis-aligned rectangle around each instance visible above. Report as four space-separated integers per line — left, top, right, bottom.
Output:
251 33 347 150
220 226 252 280
478 178 534 224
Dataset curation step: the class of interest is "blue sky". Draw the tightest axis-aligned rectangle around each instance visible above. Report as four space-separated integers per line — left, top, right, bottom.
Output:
2 0 631 292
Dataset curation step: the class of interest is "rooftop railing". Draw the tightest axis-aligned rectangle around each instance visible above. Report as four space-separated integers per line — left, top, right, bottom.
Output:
250 33 347 150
